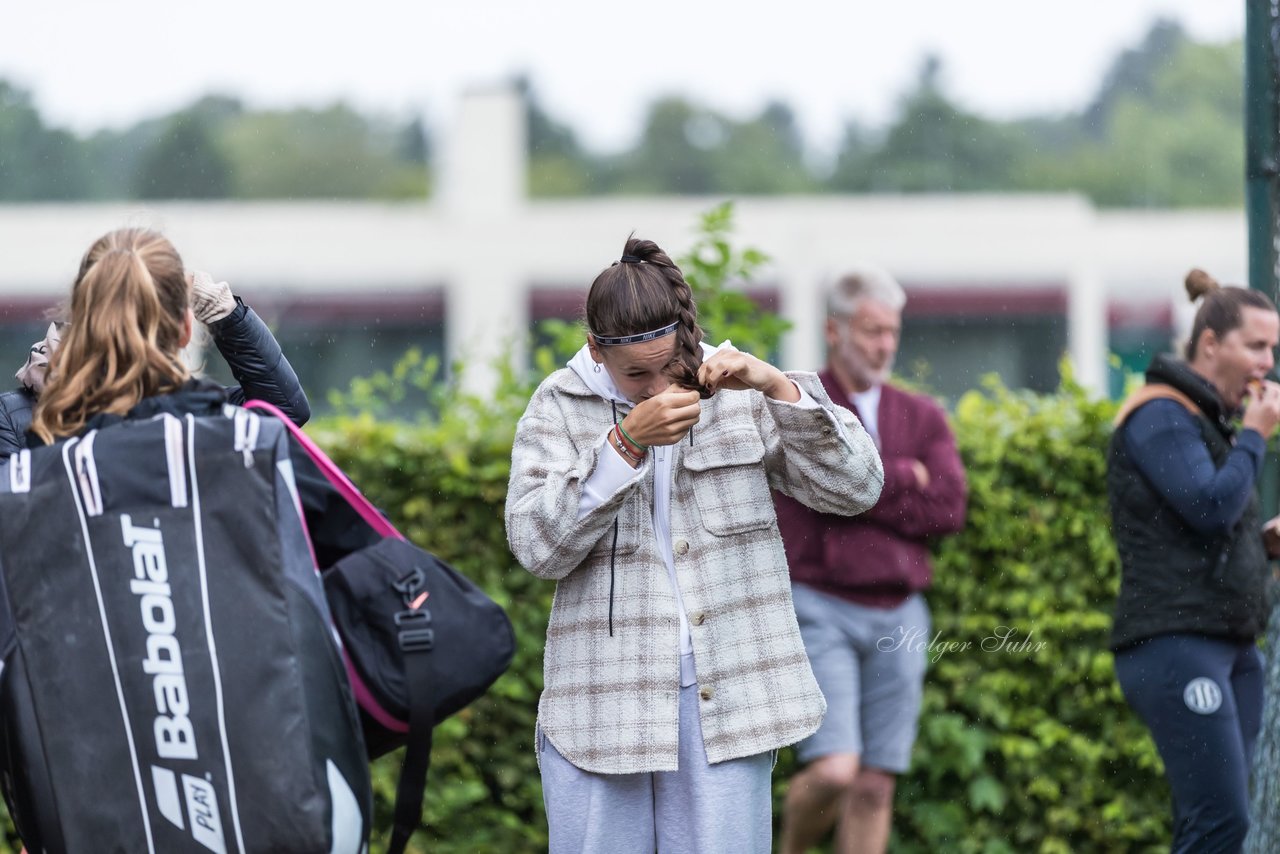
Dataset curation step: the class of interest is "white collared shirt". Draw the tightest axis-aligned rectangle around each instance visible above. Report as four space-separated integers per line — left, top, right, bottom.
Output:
851 385 882 447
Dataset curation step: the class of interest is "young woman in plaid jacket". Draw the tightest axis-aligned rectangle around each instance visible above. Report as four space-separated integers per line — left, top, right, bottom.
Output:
506 236 883 853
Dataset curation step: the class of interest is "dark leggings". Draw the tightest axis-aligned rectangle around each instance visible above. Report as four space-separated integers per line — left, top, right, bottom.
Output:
1113 633 1263 854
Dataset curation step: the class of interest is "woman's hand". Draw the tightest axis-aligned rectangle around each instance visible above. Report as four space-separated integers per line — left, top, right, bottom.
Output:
187 270 237 324
1265 514 1280 558
1243 380 1280 439
696 347 799 402
620 385 702 447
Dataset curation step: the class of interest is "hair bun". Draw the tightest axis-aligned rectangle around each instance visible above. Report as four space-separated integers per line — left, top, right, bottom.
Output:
1185 268 1220 302
623 236 664 263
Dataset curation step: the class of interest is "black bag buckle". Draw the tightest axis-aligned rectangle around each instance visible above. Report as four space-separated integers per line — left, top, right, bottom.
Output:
393 566 426 598
395 608 434 652
398 628 435 652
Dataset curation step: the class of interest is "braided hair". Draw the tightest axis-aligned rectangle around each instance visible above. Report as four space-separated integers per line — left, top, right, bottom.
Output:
586 237 707 394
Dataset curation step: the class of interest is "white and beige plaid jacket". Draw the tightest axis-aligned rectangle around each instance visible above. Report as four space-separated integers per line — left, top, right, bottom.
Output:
506 369 883 773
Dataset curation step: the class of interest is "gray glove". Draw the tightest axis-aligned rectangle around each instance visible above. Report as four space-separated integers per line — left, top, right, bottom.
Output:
188 270 237 324
15 322 62 393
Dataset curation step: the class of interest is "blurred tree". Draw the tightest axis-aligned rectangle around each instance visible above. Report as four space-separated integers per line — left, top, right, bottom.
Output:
133 110 233 199
522 77 582 161
398 115 430 167
1083 18 1189 134
827 120 878 192
611 96 814 195
830 56 1032 193
0 81 91 200
83 122 162 198
826 28 1242 208
218 103 428 199
1024 33 1243 206
615 96 722 193
713 101 815 193
520 76 599 196
90 96 237 199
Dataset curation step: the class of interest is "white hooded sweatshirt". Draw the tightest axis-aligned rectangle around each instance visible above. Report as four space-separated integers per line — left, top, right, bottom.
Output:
566 342 817 680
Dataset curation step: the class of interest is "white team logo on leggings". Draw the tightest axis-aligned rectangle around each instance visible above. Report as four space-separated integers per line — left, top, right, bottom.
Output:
1183 677 1222 715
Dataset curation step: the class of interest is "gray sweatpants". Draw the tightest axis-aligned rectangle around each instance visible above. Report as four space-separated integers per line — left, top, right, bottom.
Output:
539 681 774 854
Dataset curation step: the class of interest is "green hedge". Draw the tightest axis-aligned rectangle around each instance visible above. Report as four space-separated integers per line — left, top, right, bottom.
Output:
885 373 1167 852
0 368 1167 853
315 372 549 854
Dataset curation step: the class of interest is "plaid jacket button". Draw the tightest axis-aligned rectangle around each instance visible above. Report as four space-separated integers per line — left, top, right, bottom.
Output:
674 539 690 556
699 687 713 701
693 611 707 626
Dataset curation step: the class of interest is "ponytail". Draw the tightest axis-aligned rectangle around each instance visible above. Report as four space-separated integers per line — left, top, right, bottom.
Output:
33 228 190 443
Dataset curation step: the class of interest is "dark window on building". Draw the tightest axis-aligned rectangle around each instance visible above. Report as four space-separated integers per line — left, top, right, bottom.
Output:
894 286 1068 401
201 290 446 417
1107 302 1173 400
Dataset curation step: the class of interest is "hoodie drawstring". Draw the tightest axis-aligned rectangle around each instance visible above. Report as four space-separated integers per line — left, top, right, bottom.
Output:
608 400 619 637
604 398 691 637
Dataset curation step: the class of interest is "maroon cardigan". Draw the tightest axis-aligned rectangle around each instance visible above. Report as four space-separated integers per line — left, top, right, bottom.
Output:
775 370 968 608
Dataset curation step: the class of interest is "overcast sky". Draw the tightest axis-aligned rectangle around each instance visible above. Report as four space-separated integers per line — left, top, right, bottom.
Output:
0 1 1245 154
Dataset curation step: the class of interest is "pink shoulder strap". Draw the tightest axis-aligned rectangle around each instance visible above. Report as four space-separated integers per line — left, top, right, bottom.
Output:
243 399 403 541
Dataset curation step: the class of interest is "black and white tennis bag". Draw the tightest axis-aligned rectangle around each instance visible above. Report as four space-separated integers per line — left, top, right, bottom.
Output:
0 408 372 854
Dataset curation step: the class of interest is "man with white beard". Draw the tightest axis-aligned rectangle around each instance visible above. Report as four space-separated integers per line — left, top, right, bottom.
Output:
777 267 968 854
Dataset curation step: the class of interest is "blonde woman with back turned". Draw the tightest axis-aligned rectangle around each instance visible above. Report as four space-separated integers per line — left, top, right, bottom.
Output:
2 227 374 853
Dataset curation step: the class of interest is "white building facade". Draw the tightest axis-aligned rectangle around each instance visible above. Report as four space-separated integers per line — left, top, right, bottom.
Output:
0 89 1248 405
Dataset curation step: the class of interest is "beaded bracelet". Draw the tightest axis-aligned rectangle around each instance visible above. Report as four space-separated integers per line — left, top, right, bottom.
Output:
615 425 647 458
611 425 645 464
617 423 649 452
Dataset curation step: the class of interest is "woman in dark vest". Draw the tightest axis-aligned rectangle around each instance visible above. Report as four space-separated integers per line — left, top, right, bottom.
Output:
1108 269 1280 853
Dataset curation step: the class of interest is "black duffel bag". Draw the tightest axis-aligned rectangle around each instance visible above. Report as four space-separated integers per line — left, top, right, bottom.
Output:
245 400 515 854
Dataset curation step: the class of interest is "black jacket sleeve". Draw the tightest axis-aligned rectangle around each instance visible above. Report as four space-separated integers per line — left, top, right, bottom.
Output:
0 389 35 461
210 297 312 427
287 436 383 570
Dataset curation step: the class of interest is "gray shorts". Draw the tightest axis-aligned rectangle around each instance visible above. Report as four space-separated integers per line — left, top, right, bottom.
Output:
792 583 929 774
